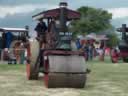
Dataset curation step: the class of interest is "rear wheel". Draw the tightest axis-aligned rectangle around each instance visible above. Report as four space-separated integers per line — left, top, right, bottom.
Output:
26 39 40 80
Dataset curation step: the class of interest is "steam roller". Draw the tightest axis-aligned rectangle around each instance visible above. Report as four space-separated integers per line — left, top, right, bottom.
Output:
26 2 90 88
111 24 128 63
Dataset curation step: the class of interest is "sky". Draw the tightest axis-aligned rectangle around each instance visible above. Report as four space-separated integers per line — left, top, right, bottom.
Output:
0 0 128 36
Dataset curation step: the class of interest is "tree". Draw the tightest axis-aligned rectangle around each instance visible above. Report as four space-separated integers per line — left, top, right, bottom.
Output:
99 27 119 47
106 33 119 47
70 6 112 37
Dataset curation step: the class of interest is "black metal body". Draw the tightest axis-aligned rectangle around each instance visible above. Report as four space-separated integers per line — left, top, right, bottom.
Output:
117 24 128 51
111 24 128 62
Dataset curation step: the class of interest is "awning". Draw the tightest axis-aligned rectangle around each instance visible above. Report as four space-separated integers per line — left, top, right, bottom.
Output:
32 8 80 20
0 27 28 32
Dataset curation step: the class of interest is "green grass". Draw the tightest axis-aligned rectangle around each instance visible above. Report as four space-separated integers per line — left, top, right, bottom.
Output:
85 63 128 96
0 57 128 96
0 64 25 71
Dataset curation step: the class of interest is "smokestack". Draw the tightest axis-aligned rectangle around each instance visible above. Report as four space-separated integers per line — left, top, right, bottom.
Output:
59 2 68 32
59 2 68 8
122 24 127 40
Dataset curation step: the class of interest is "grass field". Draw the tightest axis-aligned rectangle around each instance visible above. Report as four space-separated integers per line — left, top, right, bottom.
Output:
0 57 128 96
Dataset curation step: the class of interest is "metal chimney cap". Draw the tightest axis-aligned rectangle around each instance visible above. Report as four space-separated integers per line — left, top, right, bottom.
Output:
59 2 68 7
122 24 127 27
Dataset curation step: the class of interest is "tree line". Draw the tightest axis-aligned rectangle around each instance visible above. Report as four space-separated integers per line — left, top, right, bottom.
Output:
70 6 119 47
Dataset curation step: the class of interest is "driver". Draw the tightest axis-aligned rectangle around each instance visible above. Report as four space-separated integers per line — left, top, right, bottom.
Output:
34 18 47 40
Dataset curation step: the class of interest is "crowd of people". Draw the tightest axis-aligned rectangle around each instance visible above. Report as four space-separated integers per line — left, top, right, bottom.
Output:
0 18 111 64
75 37 110 61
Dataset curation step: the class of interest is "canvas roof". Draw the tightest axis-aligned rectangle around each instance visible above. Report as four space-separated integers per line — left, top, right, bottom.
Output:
32 8 80 20
0 27 27 32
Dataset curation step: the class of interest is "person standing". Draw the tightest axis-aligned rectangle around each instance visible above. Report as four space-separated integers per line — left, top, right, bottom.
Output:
2 32 6 49
84 42 89 61
19 43 25 64
5 32 13 48
13 42 21 64
88 44 93 60
76 38 82 50
99 40 105 61
34 19 47 38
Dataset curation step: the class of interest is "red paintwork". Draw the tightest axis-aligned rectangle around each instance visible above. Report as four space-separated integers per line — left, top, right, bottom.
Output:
111 49 119 63
111 50 128 63
26 63 30 79
43 50 84 56
26 44 31 57
26 43 31 79
44 59 49 87
33 8 80 20
119 51 128 57
44 74 48 87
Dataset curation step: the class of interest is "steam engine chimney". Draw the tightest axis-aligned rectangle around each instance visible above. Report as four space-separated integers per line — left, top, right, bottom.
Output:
59 2 68 32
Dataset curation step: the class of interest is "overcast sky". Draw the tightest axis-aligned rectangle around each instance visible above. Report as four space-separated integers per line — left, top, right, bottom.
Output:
0 0 127 36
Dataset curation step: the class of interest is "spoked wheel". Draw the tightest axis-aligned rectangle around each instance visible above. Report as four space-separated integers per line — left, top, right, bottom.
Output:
26 39 40 80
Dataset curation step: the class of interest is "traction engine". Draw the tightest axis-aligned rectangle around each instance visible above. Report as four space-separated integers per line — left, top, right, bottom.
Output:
26 2 90 88
111 24 128 63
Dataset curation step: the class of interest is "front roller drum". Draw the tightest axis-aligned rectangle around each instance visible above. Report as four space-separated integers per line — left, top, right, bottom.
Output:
44 55 87 88
44 73 86 88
